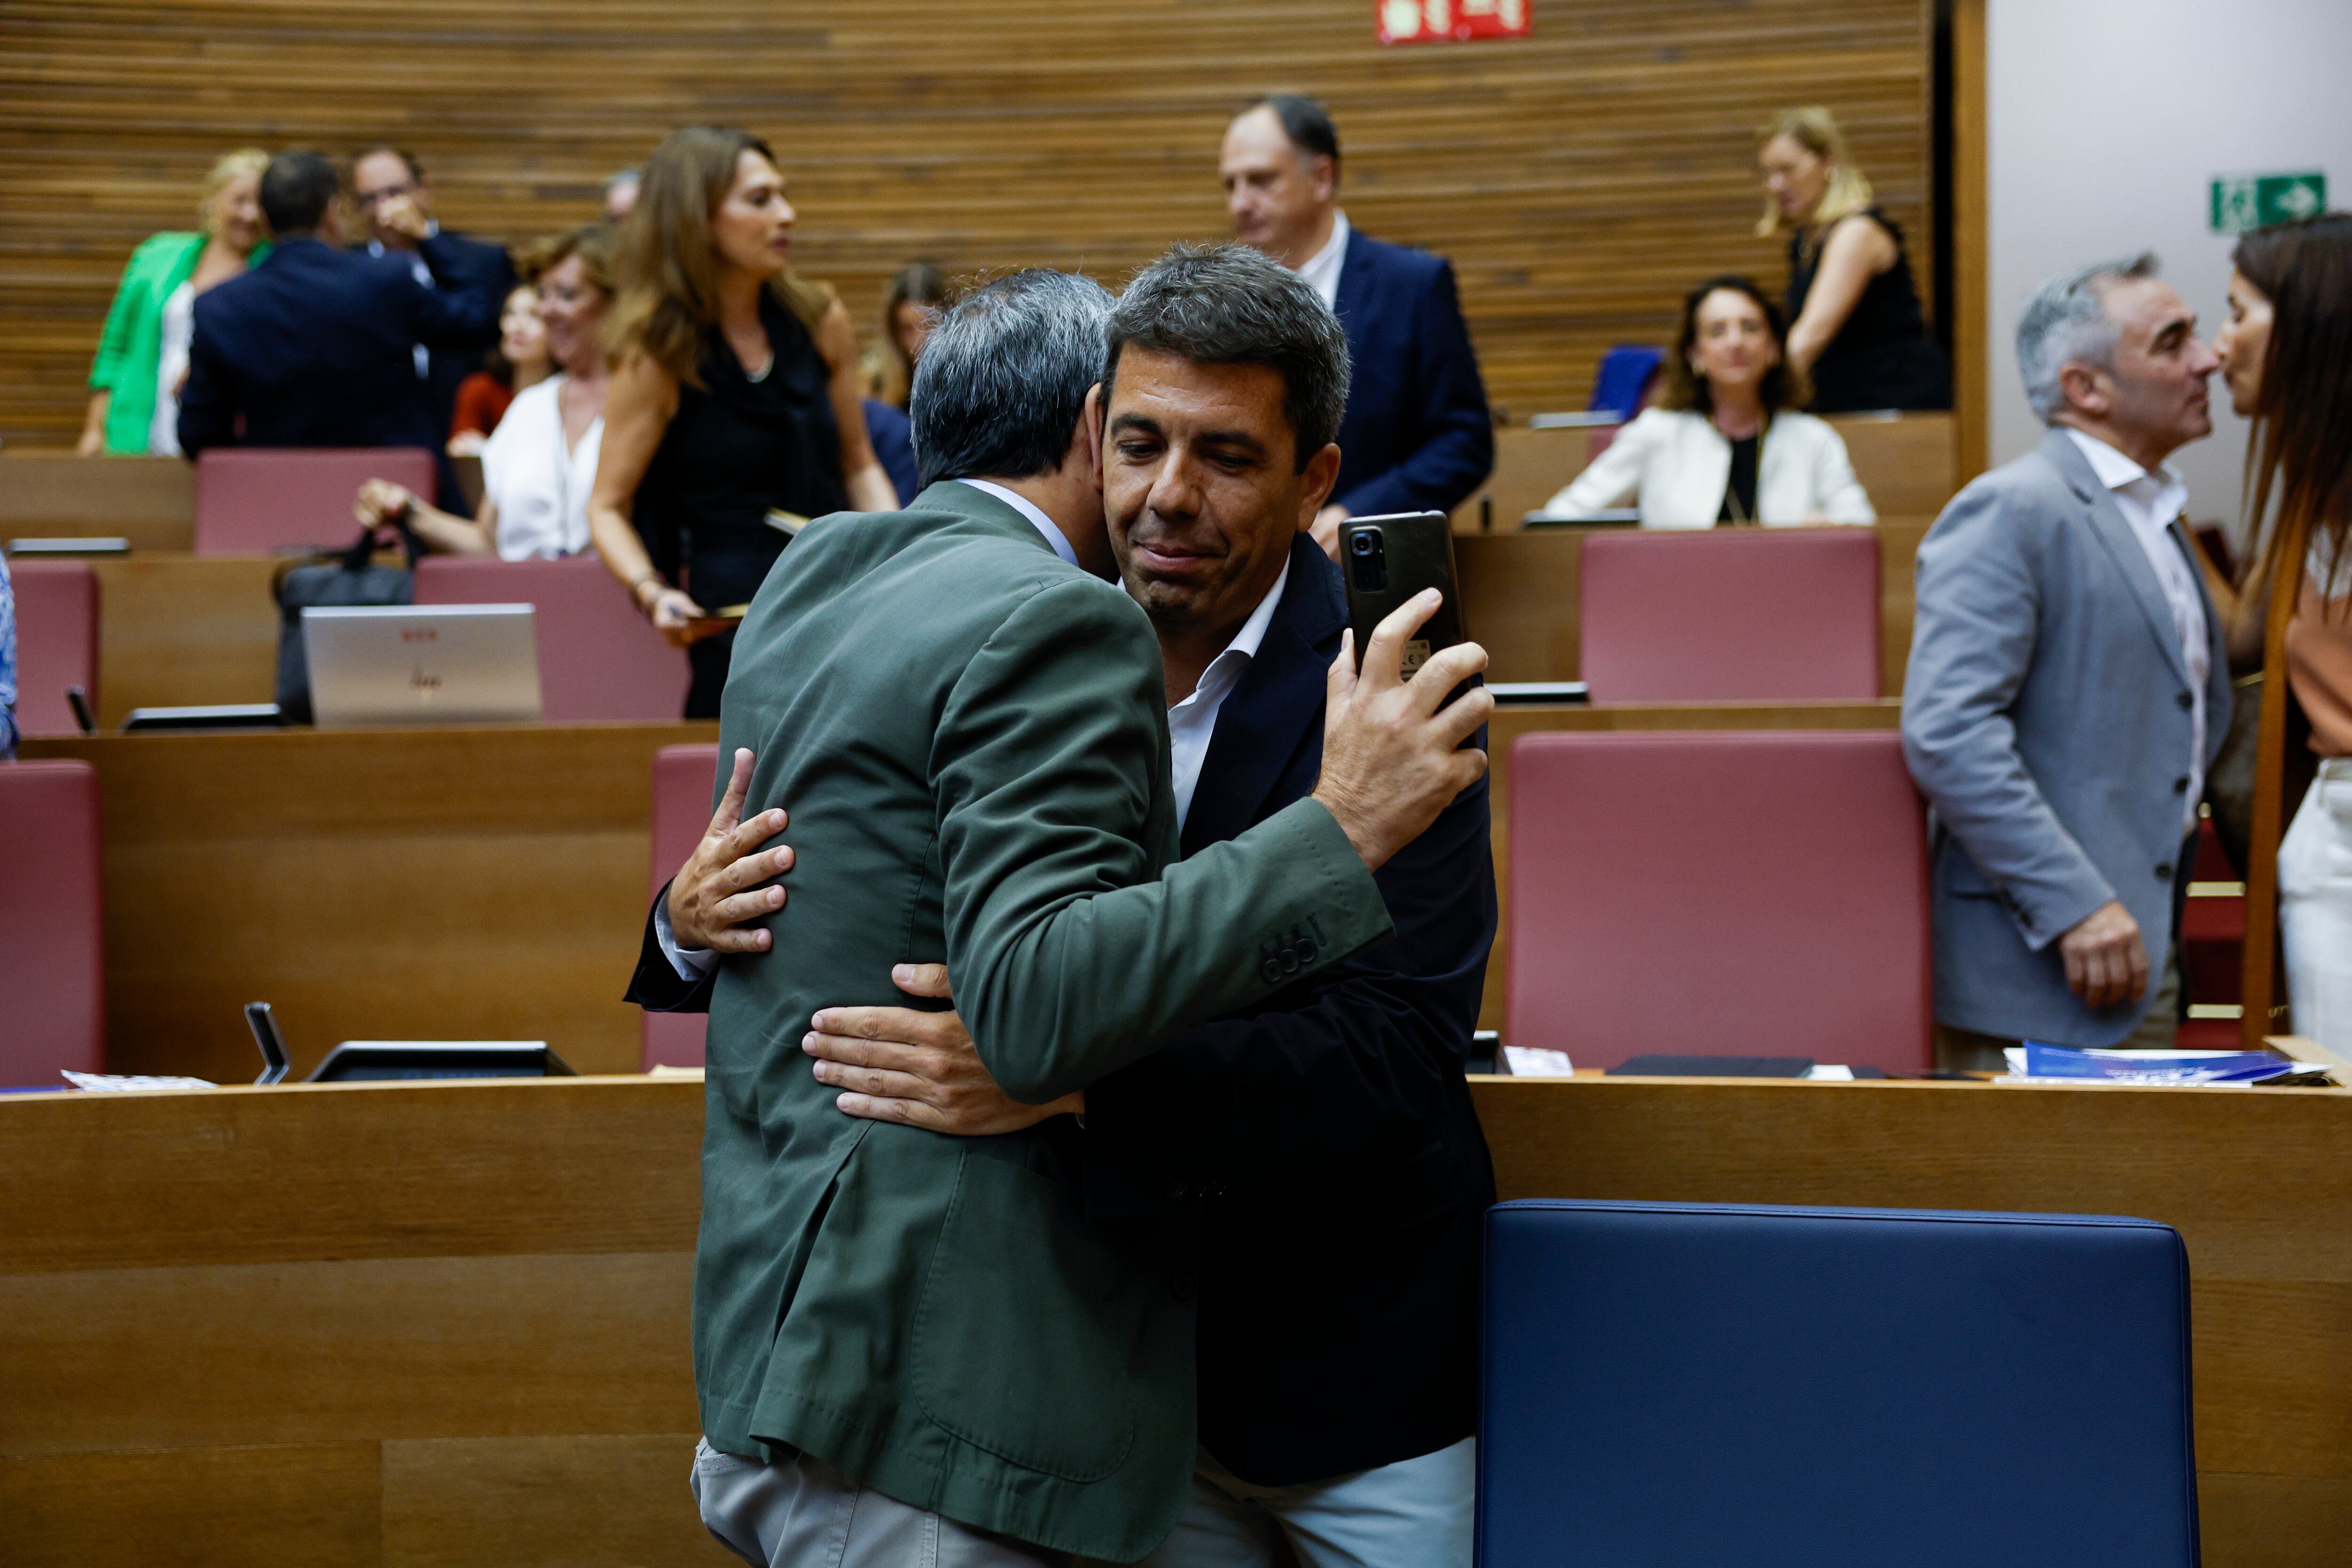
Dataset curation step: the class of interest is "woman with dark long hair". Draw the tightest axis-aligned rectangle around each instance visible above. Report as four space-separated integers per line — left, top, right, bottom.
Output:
588 125 895 716
2205 213 2352 1052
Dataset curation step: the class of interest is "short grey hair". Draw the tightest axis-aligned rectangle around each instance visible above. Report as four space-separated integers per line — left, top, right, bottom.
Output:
2016 252 2160 422
910 270 1112 488
1105 243 1352 471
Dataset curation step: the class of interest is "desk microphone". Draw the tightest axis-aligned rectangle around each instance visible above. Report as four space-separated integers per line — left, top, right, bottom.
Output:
246 1002 291 1085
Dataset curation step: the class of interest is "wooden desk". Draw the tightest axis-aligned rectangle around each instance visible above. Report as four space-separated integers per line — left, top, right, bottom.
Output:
87 554 281 726
19 724 715 1081
0 454 194 552
0 1074 2339 1568
1457 522 1932 697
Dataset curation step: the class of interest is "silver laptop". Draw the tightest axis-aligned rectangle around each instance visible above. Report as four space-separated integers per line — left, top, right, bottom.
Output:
302 603 542 727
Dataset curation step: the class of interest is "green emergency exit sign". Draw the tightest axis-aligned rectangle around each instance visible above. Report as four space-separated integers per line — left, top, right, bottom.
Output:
2210 171 2327 234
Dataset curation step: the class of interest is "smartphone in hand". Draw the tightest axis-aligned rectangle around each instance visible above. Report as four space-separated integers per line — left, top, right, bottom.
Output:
1338 511 1466 676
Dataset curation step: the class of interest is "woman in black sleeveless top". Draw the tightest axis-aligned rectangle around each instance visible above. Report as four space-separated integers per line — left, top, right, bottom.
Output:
589 126 895 717
1758 107 1951 414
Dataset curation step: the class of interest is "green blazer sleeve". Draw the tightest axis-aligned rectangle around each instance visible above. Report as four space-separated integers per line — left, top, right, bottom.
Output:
88 231 209 454
937 578 1394 1103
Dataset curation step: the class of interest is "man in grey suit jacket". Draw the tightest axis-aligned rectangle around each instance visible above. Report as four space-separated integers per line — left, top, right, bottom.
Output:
1904 254 2231 1065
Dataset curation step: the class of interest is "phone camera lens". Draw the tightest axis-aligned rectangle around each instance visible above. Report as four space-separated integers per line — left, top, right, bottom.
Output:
1350 533 1376 557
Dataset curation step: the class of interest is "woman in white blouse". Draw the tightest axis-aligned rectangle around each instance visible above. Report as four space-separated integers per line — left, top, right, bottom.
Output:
1546 275 1875 528
352 224 614 558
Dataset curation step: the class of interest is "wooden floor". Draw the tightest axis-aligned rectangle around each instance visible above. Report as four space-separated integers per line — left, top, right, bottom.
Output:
1 1073 2340 1568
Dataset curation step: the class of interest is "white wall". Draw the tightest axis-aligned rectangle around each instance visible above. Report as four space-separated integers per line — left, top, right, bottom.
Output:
1986 0 2352 529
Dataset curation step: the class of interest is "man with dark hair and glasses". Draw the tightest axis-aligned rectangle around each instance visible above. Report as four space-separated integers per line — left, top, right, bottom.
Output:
349 144 514 437
631 259 1493 1566
1221 94 1493 560
178 150 498 464
640 247 1497 1568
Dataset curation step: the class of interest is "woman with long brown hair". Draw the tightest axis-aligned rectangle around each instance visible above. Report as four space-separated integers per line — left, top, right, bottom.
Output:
588 125 895 716
2206 213 2352 1053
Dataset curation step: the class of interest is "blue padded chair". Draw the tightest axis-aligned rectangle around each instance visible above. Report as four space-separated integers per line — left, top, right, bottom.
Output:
1588 346 1664 420
1480 1200 2198 1568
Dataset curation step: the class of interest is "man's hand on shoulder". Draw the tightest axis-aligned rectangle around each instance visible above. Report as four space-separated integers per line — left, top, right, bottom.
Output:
806 964 1084 1134
1311 589 1493 873
2058 899 2148 1010
667 747 794 954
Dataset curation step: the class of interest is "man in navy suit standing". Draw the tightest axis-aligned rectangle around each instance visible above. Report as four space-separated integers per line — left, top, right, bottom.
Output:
640 248 1496 1567
351 145 516 439
177 151 498 461
1222 94 1493 558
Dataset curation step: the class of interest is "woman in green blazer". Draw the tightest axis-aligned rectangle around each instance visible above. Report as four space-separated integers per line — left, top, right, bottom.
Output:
77 148 272 456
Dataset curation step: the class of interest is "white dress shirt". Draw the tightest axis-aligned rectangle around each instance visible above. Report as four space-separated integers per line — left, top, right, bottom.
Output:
1294 211 1351 310
2064 429 2209 833
656 476 1085 977
1166 559 1289 830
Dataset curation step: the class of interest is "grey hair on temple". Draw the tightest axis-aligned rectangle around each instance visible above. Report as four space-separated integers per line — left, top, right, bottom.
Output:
2015 252 2160 422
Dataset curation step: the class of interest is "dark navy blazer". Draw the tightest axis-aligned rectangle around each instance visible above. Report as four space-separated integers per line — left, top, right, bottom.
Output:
623 536 1496 1487
178 234 499 458
1329 227 1495 520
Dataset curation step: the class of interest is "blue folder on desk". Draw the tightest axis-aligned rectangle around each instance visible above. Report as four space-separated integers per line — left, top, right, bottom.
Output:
1480 1200 2198 1567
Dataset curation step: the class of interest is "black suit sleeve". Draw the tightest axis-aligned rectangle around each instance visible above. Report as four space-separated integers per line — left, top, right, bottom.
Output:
1081 762 1494 1196
623 878 719 1012
412 233 508 351
1332 259 1494 519
175 305 236 456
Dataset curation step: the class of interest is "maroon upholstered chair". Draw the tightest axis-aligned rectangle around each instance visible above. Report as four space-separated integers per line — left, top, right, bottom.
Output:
9 560 99 736
193 447 437 555
1579 528 1881 702
644 743 722 1071
413 556 689 722
1506 731 1930 1072
0 760 105 1082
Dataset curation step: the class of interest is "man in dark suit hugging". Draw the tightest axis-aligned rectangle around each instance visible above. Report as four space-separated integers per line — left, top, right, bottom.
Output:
645 247 1496 1566
634 254 1492 1566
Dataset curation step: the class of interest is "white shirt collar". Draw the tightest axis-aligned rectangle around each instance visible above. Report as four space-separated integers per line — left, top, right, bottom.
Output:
1293 210 1351 310
1164 557 1292 830
956 477 1079 568
2064 428 2186 523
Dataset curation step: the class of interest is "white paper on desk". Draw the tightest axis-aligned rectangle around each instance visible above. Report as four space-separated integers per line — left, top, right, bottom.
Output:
1804 1064 1856 1081
62 1071 215 1092
1502 1046 1575 1077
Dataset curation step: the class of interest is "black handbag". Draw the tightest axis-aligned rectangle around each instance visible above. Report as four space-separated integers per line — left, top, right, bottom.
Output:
272 523 419 724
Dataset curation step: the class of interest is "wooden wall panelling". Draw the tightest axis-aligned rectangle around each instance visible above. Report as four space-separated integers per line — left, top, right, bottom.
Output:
16 723 716 1081
3 1075 2344 1567
1949 0 1991 482
1 1 1933 447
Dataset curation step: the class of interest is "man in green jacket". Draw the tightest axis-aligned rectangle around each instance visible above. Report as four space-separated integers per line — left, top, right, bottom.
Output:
684 263 1491 1565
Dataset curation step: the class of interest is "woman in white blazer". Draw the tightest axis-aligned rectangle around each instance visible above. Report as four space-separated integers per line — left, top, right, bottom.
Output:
1546 275 1875 528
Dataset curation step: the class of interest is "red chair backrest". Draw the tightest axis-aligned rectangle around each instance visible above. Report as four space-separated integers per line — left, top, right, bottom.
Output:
193 447 437 556
9 560 98 736
1507 731 1930 1072
0 760 105 1082
644 743 722 1071
413 556 688 722
1579 528 1881 702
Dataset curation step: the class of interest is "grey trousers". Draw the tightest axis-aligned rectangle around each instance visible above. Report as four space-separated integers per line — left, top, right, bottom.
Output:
1135 1439 1476 1568
691 1439 1079 1568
